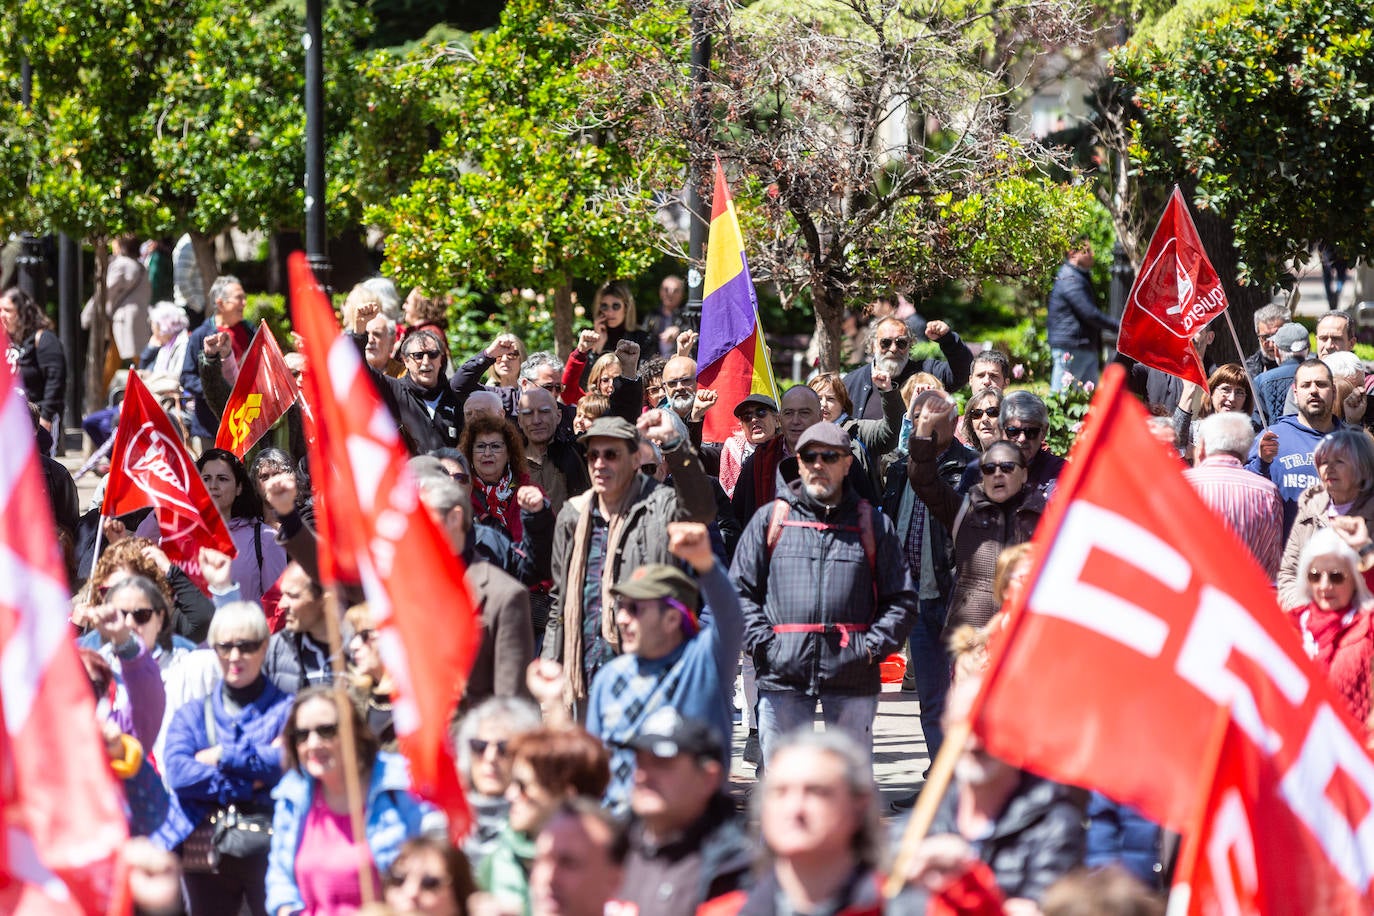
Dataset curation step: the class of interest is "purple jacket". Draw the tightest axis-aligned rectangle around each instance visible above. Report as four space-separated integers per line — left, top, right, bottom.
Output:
108 638 167 752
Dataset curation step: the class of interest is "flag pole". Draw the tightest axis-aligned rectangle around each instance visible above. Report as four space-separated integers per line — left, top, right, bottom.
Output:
323 589 378 904
882 718 970 899
1221 311 1268 428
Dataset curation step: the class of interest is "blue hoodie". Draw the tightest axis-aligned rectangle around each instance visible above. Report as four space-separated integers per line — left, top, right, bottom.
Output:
1246 414 1342 536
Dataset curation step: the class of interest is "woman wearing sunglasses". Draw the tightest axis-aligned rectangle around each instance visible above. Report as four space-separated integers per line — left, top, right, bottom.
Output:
266 686 440 916
909 396 1046 635
384 836 477 915
1277 429 1374 610
960 387 1004 453
1288 528 1374 724
158 601 293 916
453 697 543 870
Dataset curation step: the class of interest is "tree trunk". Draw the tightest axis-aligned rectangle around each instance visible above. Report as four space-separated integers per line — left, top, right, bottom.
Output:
811 282 846 375
190 230 218 307
553 283 575 361
84 242 110 415
1190 200 1271 366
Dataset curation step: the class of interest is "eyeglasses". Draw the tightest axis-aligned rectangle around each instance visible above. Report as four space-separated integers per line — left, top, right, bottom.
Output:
586 448 624 463
662 376 695 390
385 870 448 892
737 407 773 422
473 441 506 453
1307 569 1348 585
966 408 996 421
617 599 662 617
119 607 159 625
877 337 911 351
213 638 266 657
1003 425 1043 441
799 449 845 465
468 738 509 757
639 463 659 475
293 723 340 743
980 461 1022 476
538 382 564 394
405 349 443 363
599 299 625 312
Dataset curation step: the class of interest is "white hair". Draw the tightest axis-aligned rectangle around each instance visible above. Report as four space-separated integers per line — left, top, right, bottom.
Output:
1197 412 1255 459
208 601 270 643
1322 349 1364 384
1293 528 1373 608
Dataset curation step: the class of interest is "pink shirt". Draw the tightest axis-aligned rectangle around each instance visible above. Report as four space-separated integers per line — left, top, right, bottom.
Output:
294 793 380 915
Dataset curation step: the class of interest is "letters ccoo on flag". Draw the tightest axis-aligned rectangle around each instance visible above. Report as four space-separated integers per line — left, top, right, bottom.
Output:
697 158 780 442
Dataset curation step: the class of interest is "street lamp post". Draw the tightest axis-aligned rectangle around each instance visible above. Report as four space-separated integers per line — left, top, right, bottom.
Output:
682 0 711 333
303 0 331 291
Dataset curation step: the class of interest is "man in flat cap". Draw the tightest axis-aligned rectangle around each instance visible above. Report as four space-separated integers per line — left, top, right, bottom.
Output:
730 422 918 764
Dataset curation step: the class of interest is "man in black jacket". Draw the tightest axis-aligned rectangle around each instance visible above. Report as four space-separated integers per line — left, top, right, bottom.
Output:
1047 236 1117 393
843 316 973 420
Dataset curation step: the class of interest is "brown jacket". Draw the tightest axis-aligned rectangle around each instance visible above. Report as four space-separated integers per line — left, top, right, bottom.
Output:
463 560 534 709
1277 485 1374 610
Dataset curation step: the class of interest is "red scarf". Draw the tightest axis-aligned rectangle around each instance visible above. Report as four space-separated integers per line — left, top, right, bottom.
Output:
472 467 530 540
1292 602 1374 726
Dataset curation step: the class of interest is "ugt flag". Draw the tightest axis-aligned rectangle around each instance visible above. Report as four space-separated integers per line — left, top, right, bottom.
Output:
969 363 1374 912
1117 186 1228 386
290 253 481 841
697 158 780 442
214 323 297 458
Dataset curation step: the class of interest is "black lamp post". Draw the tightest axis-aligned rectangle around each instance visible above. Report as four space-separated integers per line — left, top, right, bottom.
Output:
303 0 331 291
681 0 711 333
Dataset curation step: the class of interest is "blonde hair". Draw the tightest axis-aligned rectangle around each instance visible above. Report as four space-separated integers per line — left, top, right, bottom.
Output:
900 371 945 406
588 353 622 393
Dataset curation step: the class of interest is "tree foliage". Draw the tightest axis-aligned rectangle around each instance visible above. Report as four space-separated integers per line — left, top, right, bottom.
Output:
573 0 1105 371
1115 0 1374 287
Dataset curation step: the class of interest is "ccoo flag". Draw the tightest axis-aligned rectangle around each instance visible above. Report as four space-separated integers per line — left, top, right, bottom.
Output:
214 323 298 458
697 158 780 442
1117 186 1229 386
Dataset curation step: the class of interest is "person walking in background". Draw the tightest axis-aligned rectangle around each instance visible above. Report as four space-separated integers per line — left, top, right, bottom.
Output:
1046 234 1116 392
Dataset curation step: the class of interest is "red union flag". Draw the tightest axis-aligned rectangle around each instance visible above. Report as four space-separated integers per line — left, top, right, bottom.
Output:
971 363 1374 910
214 323 298 457
0 331 128 913
1117 186 1229 386
103 372 237 574
289 253 481 840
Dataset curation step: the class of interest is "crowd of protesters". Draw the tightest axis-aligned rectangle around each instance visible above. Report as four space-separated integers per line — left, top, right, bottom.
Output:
19 234 1374 916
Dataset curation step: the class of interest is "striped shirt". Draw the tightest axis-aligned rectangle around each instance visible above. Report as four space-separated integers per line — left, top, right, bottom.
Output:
1184 454 1284 581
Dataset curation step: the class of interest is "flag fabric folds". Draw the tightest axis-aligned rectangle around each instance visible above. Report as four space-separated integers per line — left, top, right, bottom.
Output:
214 324 298 458
1117 186 1230 386
970 362 1374 911
697 158 781 442
102 371 237 577
289 253 481 840
0 331 128 913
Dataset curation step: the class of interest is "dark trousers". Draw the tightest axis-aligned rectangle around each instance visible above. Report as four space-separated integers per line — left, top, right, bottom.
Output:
183 852 269 916
908 596 951 767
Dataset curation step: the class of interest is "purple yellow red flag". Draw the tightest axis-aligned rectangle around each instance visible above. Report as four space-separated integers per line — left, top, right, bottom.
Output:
697 158 780 442
214 324 298 458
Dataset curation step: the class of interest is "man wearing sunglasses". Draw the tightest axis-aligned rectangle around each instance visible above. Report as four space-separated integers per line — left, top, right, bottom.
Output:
843 315 972 422
732 423 917 763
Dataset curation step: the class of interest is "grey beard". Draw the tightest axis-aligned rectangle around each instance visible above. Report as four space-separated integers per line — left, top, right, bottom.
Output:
874 354 906 376
669 391 695 415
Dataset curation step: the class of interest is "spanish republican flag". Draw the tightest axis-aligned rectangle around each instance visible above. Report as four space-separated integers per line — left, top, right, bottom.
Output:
697 158 781 442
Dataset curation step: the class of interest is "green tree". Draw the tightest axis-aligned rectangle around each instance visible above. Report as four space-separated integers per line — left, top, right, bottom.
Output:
369 0 673 356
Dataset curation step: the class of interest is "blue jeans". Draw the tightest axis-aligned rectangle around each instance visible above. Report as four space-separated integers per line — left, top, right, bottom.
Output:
908 597 951 765
1050 346 1099 393
758 690 880 765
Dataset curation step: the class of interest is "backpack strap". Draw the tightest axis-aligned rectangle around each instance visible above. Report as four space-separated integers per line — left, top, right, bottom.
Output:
855 498 876 571
765 499 790 554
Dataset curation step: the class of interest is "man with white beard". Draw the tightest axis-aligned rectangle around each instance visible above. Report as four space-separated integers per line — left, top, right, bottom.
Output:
843 315 973 420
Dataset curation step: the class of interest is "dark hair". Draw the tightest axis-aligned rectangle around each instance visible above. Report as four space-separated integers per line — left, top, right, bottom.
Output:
405 289 449 326
962 388 1005 452
401 328 450 373
1296 356 1334 384
971 349 1011 381
196 448 263 520
545 797 630 865
458 414 528 482
1041 865 1165 916
509 727 610 799
1 287 52 341
107 575 174 650
387 837 476 915
281 686 380 775
983 439 1026 466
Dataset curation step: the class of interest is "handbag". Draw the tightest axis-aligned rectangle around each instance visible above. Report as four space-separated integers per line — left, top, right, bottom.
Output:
178 696 274 872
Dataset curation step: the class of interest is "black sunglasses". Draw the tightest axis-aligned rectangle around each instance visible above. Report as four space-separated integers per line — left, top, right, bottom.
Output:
965 408 996 421
1003 425 1043 440
639 463 659 475
980 461 1022 476
213 638 266 657
737 407 773 422
1307 569 1348 585
119 607 159 625
799 450 845 465
877 337 911 350
385 870 447 892
468 738 509 757
405 349 443 363
293 723 340 743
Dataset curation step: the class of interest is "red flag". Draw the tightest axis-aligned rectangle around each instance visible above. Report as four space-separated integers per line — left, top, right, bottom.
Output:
103 372 237 576
214 324 298 457
1172 710 1373 915
1117 186 1229 386
971 363 1374 907
289 253 481 839
0 331 129 913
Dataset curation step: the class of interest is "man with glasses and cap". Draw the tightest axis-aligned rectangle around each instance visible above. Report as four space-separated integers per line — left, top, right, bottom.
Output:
731 423 917 763
843 315 973 421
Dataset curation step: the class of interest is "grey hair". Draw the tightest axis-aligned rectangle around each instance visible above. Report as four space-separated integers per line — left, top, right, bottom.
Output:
1313 428 1374 497
107 575 170 614
1196 412 1255 459
1318 311 1354 339
752 729 883 870
361 276 402 321
1253 302 1290 330
1293 528 1372 607
1322 349 1364 384
417 475 468 517
452 696 542 785
208 601 270 644
148 301 189 337
208 274 243 310
522 351 563 380
1000 389 1049 428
